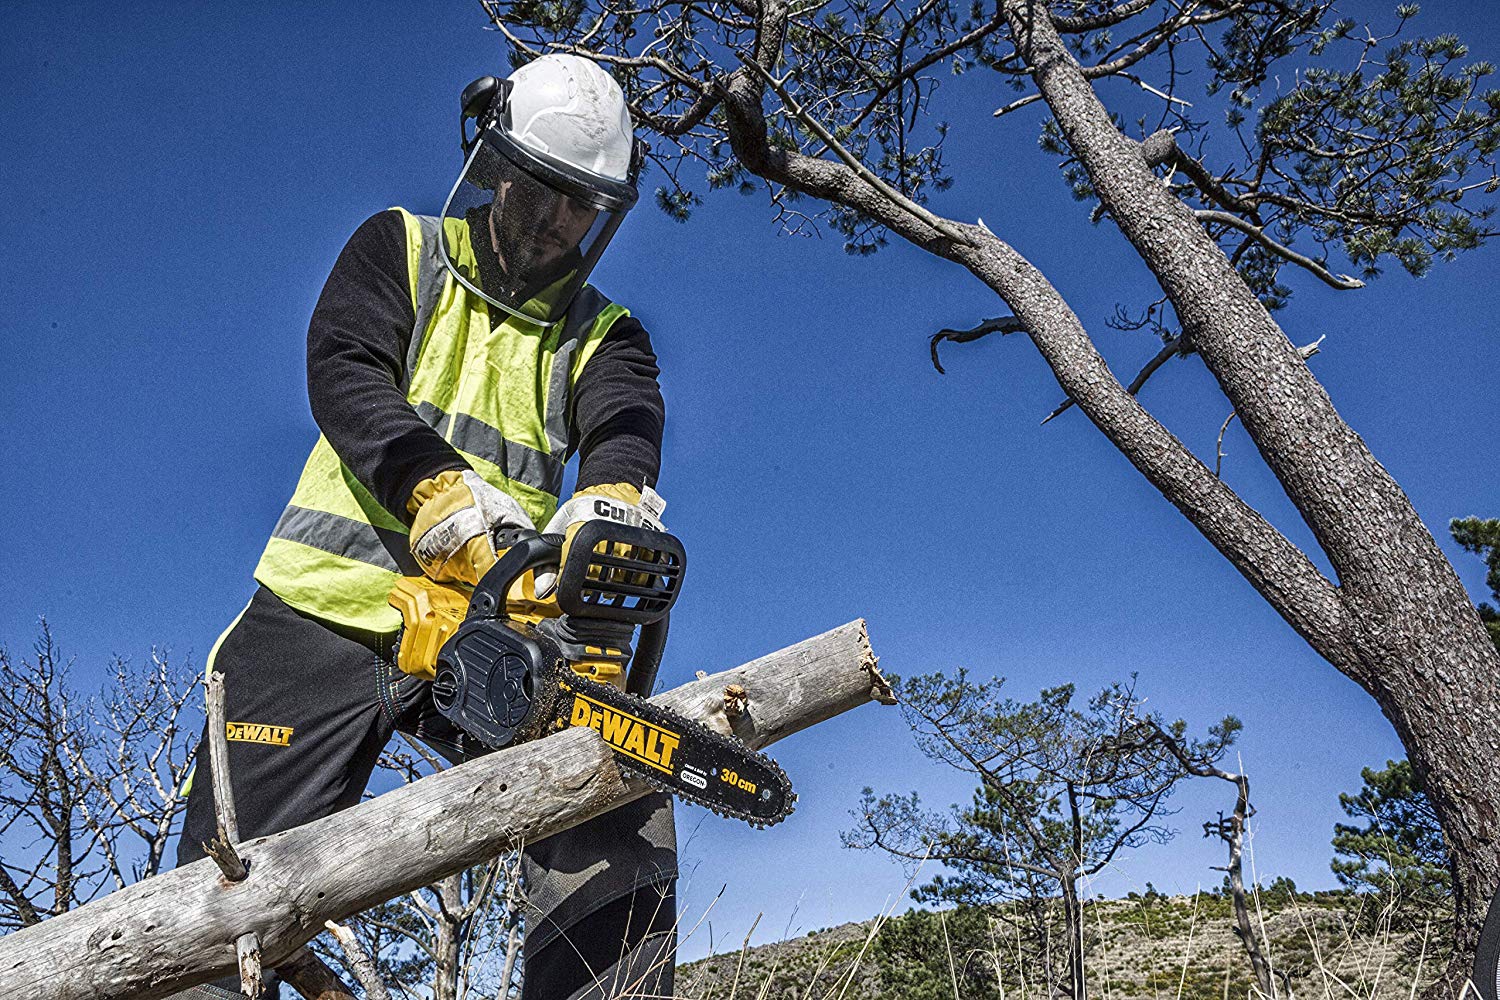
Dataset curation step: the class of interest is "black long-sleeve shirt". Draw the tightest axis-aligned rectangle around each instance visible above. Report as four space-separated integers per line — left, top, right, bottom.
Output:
304 210 665 524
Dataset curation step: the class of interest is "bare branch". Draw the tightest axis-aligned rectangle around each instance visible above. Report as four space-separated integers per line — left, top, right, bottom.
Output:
993 92 1045 118
203 671 248 882
326 921 395 1000
930 316 1027 373
206 672 239 843
1215 411 1238 479
736 54 973 245
1194 210 1365 290
1052 0 1155 33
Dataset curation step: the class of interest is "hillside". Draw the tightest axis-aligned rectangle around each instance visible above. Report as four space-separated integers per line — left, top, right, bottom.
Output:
677 892 1443 1000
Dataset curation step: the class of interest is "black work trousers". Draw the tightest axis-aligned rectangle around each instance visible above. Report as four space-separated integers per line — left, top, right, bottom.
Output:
176 586 676 1000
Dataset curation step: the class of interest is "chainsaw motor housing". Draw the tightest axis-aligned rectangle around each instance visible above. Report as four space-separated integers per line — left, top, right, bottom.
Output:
425 522 794 826
431 617 562 749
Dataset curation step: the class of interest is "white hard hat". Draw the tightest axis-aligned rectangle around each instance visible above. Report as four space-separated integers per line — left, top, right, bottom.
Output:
505 55 636 183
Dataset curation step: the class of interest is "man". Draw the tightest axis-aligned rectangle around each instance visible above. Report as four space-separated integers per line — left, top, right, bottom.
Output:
174 55 676 999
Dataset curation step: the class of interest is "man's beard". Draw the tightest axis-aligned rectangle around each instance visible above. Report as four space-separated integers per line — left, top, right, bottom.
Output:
465 204 583 313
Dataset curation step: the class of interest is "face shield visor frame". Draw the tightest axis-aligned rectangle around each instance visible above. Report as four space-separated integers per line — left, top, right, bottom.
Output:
439 121 642 327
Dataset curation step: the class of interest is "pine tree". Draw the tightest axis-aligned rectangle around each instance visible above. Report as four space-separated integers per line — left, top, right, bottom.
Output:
1451 518 1500 651
1331 759 1451 930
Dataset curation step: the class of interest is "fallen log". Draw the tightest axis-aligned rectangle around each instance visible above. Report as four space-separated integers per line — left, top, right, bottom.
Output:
0 620 888 1000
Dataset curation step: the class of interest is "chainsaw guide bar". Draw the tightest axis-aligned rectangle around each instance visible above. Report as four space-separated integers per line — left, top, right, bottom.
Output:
558 672 795 828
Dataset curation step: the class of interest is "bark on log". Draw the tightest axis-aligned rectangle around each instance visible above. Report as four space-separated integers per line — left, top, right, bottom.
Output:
0 620 885 1000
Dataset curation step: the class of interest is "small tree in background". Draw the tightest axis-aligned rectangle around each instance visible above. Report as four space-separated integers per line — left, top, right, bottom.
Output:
0 622 199 929
872 906 1004 1000
1451 517 1500 651
846 673 1236 998
1332 759 1452 931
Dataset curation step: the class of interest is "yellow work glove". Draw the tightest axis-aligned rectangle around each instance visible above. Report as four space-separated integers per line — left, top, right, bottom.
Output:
388 576 471 680
407 469 534 586
534 482 667 596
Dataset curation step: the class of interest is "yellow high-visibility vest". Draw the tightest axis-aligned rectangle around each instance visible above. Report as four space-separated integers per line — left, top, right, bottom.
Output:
253 208 627 631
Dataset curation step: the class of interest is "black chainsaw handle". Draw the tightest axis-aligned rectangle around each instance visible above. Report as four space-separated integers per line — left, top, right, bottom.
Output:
467 530 564 620
626 613 668 697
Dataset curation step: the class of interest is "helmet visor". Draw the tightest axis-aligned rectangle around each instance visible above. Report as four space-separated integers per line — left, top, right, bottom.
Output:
440 128 628 326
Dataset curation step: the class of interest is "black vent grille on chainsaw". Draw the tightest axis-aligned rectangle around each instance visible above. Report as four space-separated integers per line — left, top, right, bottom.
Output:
556 520 685 625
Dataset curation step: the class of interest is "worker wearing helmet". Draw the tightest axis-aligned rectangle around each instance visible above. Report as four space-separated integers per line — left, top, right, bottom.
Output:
172 55 676 1000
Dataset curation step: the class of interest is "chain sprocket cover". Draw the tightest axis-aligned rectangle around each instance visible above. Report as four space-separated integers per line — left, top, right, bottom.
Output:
431 618 562 749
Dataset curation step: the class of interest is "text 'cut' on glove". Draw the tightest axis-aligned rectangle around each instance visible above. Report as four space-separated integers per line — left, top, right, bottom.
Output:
407 469 533 586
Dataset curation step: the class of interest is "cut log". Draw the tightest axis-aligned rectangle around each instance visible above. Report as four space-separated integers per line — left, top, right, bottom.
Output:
0 620 887 1000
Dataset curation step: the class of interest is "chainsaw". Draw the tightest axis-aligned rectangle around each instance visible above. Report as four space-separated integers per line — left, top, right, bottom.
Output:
388 520 794 828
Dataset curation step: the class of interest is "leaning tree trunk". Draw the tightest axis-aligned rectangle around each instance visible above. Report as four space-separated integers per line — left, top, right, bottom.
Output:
995 2 1500 974
0 621 887 1000
1059 874 1085 1000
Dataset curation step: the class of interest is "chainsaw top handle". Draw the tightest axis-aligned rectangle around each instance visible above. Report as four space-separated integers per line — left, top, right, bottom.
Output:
467 521 686 627
467 530 563 621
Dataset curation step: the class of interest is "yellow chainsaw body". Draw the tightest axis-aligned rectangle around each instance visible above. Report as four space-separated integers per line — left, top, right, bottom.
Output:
388 570 625 686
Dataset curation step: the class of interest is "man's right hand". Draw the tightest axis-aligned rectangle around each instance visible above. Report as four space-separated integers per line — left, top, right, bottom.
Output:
407 469 533 586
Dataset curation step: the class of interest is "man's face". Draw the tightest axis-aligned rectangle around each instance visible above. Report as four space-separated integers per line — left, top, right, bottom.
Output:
488 179 600 281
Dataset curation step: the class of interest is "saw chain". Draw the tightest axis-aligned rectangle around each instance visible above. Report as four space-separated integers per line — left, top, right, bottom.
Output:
424 523 795 828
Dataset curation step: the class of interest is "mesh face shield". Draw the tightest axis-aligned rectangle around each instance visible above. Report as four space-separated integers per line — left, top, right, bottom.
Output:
440 123 638 327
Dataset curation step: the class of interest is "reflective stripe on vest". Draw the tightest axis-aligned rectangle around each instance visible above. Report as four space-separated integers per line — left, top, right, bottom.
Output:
253 208 627 631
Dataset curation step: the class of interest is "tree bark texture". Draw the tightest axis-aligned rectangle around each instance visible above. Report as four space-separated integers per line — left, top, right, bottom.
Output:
995 1 1500 959
0 620 886 1000
433 875 462 1000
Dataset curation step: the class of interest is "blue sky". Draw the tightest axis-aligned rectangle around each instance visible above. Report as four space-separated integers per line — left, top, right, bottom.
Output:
2 0 1497 961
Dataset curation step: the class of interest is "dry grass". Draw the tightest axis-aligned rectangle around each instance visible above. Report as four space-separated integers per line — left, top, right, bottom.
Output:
674 890 1461 1000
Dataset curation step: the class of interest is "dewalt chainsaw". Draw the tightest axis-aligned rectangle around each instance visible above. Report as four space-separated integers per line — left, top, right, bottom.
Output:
388 520 794 828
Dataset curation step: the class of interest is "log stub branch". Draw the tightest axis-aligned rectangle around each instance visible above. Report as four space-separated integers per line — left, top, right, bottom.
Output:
204 670 248 882
236 933 263 999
